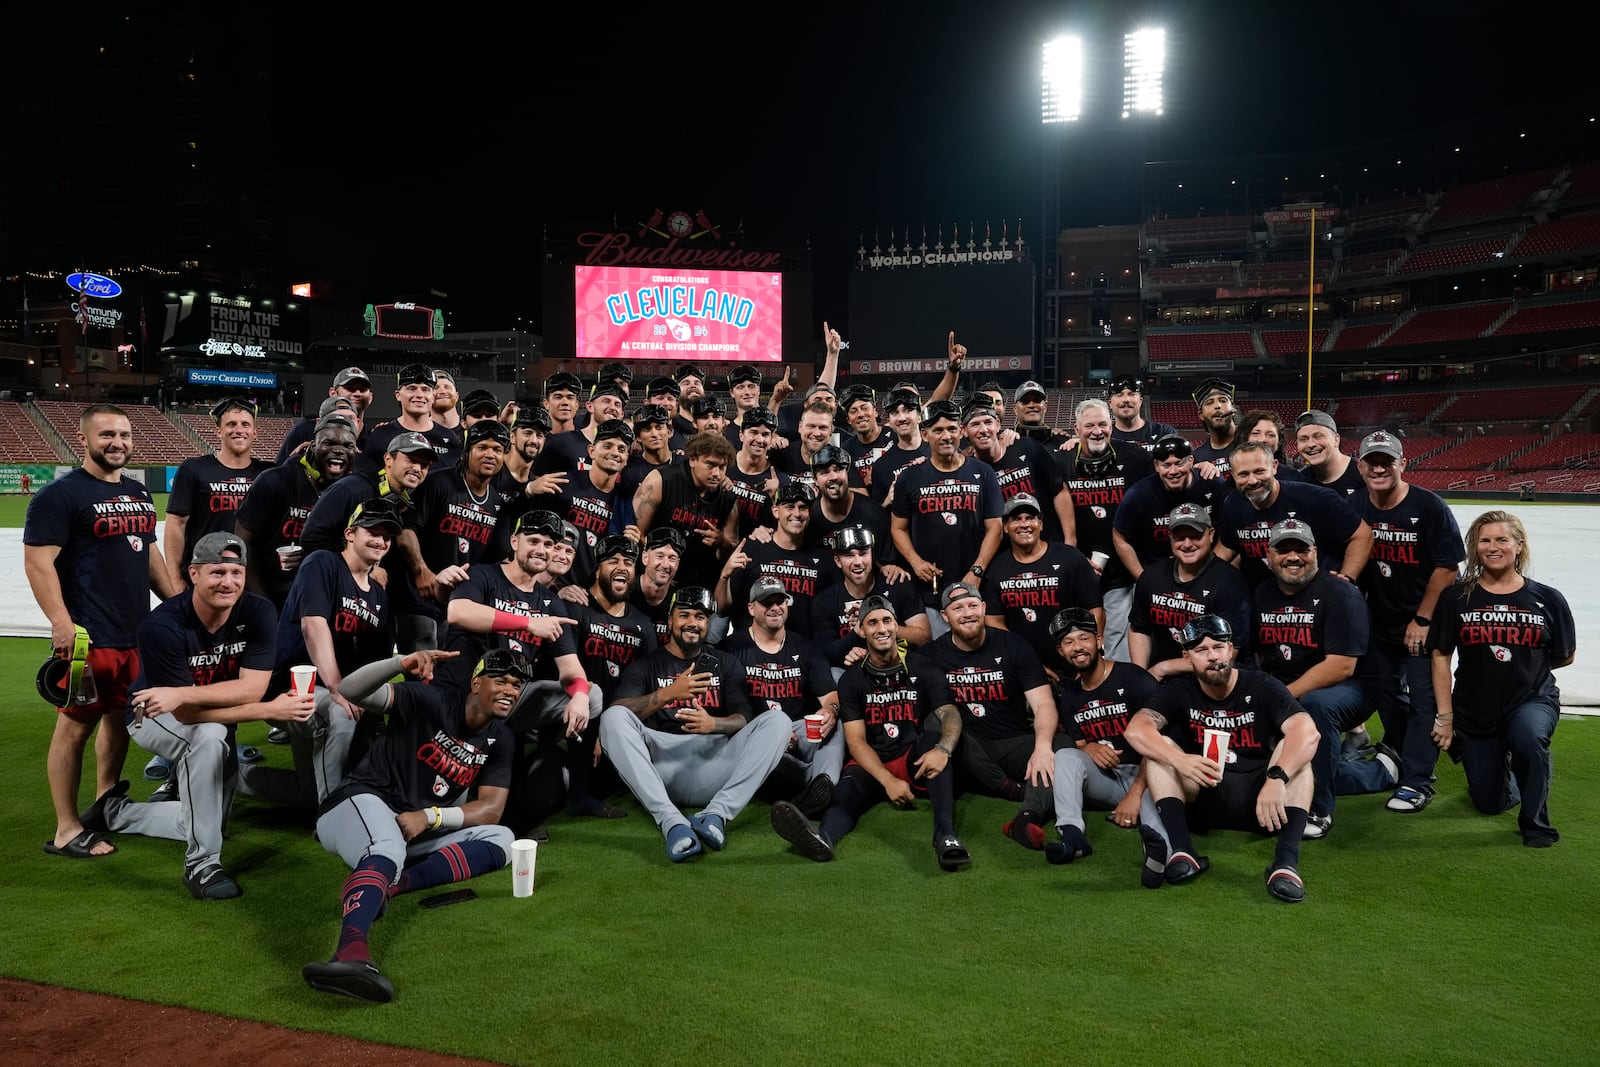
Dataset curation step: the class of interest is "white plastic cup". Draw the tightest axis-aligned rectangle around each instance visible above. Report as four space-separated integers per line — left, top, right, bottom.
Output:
1089 550 1111 570
1202 728 1231 778
804 713 826 743
511 838 538 897
277 544 303 571
290 665 317 696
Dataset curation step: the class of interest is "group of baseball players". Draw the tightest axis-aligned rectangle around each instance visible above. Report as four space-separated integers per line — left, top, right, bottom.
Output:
24 331 1576 1006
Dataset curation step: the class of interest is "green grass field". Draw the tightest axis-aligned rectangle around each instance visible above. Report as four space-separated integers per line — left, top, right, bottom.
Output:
1 630 1595 1065
2 490 1596 1064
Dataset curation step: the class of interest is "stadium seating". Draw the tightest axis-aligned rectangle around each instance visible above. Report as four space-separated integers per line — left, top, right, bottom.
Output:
1509 432 1600 471
1509 213 1600 258
1411 434 1540 470
1337 249 1407 280
1145 263 1240 287
1492 297 1600 336
1555 161 1600 206
1260 329 1329 356
1145 331 1257 361
1379 301 1511 347
1327 392 1452 427
1239 261 1333 286
1330 320 1396 349
1144 215 1253 248
1438 383 1590 423
0 402 71 463
1428 169 1555 225
1394 238 1511 275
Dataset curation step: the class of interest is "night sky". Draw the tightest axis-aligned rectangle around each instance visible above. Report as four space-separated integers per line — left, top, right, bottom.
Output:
273 1 1598 334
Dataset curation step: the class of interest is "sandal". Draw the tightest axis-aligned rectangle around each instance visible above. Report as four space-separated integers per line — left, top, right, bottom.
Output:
42 829 117 859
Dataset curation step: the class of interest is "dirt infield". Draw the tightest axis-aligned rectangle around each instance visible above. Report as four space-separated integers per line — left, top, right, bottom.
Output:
0 978 504 1066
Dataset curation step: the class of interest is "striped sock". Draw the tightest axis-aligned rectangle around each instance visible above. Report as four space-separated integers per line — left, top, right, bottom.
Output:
393 840 509 896
334 857 397 962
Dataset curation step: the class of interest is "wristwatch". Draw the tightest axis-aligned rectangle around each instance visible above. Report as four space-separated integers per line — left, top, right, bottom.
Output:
1265 765 1290 784
968 564 985 578
1413 614 1432 626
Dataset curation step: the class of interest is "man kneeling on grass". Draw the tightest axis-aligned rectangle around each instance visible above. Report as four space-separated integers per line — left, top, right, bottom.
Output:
1121 615 1320 903
302 648 520 1003
769 595 970 871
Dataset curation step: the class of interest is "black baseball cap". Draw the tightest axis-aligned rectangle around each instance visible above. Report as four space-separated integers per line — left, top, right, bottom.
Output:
645 376 680 398
810 444 852 470
939 581 981 609
544 372 583 396
386 431 437 459
396 363 435 388
333 367 372 389
1178 615 1234 649
318 396 356 418
465 419 510 449
190 531 247 565
513 510 565 541
209 397 256 423
1048 607 1099 642
475 648 533 681
670 586 715 614
560 521 581 547
1296 409 1338 432
1013 381 1047 403
726 366 763 386
461 389 501 416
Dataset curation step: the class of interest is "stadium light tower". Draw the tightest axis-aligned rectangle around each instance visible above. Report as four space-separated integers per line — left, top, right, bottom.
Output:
1122 27 1165 118
1042 36 1084 124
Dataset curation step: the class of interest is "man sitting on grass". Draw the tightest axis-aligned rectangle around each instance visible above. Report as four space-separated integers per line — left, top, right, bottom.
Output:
302 647 521 1004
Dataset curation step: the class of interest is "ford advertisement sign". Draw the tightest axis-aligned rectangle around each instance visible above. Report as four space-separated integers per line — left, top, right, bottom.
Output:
65 272 124 299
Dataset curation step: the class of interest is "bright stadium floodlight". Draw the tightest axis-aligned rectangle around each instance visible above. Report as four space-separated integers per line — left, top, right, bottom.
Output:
1122 26 1165 118
1042 36 1084 124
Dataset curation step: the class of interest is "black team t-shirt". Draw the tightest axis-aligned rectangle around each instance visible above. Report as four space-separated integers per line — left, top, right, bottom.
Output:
1112 473 1227 568
1215 481 1363 589
235 461 332 606
869 443 931 506
981 543 1102 659
1059 661 1161 764
23 469 159 648
726 540 837 638
1429 579 1575 737
650 463 736 588
438 566 578 695
1148 669 1303 771
840 426 894 490
612 646 754 734
132 590 277 716
810 576 923 666
1054 442 1152 591
566 598 658 703
1129 554 1255 665
722 460 787 539
980 438 1071 542
889 456 1004 606
908 626 1050 743
721 628 836 720
273 549 392 693
837 658 953 762
401 468 502 622
1251 570 1372 688
1355 487 1465 646
320 683 512 816
166 454 274 570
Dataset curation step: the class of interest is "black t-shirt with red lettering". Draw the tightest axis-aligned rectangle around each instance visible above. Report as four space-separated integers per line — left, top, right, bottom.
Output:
1112 472 1227 568
908 626 1050 742
273 549 391 692
1354 486 1465 645
1054 442 1152 591
612 646 754 734
651 463 737 588
981 543 1102 660
809 575 923 666
402 469 503 621
321 682 512 816
566 599 657 703
890 456 1004 606
980 438 1071 541
23 469 159 648
1430 579 1574 736
721 628 836 721
236 461 336 606
726 540 837 638
1129 554 1254 666
439 566 578 695
869 443 931 506
837 658 953 762
1148 668 1304 772
132 589 278 726
167 454 274 570
1215 481 1363 589
1251 569 1371 688
840 426 894 490
1059 661 1161 765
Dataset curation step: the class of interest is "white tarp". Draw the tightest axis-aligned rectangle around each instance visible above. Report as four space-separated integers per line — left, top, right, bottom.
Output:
2 507 1596 705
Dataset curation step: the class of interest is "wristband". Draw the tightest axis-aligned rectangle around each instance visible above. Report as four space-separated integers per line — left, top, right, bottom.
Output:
1265 765 1290 784
493 610 532 635
1413 614 1432 626
439 806 465 830
428 805 442 830
565 677 591 699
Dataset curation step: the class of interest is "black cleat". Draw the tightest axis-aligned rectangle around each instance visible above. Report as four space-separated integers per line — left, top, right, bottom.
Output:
302 958 395 1003
770 801 833 862
791 774 835 819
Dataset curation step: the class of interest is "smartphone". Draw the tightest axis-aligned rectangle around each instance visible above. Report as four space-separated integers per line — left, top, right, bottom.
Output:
695 653 718 676
419 888 478 909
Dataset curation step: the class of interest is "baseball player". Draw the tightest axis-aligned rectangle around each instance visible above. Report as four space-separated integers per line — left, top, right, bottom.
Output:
26 403 182 859
79 533 314 897
301 647 521 1003
599 586 790 861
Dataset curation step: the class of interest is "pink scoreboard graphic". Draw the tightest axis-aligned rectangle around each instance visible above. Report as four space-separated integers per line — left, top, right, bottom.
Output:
573 265 783 362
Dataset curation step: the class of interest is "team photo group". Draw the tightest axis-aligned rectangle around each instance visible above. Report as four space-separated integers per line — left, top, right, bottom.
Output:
23 326 1576 1004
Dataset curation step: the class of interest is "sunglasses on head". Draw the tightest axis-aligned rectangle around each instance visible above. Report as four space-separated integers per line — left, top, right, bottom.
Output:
645 527 686 552
210 397 257 422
